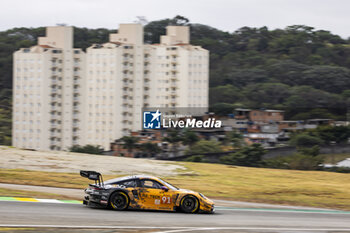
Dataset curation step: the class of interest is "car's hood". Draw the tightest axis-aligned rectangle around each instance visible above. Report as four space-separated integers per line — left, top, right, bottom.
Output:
178 188 197 194
177 189 214 204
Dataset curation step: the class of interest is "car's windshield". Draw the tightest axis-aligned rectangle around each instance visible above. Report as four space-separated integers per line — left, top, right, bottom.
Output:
158 178 179 190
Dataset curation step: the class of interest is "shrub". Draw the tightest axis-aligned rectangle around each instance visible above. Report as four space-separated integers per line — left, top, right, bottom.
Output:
69 144 104 155
185 155 208 163
289 133 323 147
220 143 266 167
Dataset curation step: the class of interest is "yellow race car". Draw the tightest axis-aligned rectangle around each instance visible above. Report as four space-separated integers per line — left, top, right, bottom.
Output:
80 171 215 213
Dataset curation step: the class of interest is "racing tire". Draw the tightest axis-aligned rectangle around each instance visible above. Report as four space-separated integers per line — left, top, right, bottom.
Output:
180 195 199 213
109 191 129 211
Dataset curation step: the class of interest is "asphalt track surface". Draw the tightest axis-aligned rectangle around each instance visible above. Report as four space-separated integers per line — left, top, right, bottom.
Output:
1 201 350 232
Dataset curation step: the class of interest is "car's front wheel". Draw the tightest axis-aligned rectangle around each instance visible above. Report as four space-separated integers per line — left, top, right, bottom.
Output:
109 191 129 210
180 195 199 213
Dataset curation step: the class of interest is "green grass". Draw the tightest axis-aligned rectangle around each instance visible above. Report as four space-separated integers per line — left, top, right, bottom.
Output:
1 164 350 210
165 162 350 210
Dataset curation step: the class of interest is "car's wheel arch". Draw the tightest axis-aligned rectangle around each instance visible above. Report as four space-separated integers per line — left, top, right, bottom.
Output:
108 189 130 209
179 194 200 213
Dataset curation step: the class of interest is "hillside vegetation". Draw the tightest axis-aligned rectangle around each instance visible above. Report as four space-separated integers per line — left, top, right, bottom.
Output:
1 16 350 144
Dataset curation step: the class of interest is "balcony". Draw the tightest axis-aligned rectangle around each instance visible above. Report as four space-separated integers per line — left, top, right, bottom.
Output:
51 105 59 111
123 89 130 96
50 140 59 146
51 114 60 120
51 79 59 85
51 96 60 102
50 131 60 138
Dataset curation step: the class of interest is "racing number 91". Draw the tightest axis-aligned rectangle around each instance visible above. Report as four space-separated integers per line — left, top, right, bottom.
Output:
161 196 171 204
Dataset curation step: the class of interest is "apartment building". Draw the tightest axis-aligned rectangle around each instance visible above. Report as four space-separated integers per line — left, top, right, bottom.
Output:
13 26 85 150
13 24 209 151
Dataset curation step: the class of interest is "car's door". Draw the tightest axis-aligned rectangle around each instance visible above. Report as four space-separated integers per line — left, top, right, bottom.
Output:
138 178 175 211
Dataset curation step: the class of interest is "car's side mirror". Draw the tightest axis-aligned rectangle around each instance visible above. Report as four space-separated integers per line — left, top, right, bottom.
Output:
161 186 169 192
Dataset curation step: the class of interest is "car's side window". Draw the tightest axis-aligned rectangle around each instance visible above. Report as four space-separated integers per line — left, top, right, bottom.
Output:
116 179 136 188
140 179 163 189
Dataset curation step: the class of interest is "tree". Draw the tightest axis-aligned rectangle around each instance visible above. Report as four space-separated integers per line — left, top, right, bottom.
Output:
309 125 350 145
139 142 161 157
209 103 236 115
209 84 242 105
163 129 183 156
120 136 139 154
220 143 266 167
182 130 199 148
224 130 245 148
69 144 104 155
242 82 291 107
289 133 323 147
297 145 320 157
185 140 223 155
185 155 207 163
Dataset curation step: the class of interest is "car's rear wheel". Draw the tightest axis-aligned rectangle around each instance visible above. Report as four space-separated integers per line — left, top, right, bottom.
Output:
180 195 199 213
109 192 129 210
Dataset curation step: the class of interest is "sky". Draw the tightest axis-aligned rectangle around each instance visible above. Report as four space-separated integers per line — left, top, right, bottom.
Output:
1 0 350 38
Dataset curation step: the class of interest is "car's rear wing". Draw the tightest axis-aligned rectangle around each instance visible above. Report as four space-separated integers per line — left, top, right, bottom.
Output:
80 170 104 186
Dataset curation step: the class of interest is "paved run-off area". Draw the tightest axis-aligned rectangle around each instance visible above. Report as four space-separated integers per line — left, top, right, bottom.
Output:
0 146 183 176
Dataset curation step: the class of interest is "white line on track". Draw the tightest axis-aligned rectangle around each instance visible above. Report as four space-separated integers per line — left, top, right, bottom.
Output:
2 225 350 232
155 228 350 233
0 225 189 229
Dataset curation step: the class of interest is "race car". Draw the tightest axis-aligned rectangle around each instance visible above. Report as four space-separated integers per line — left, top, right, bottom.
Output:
80 170 215 213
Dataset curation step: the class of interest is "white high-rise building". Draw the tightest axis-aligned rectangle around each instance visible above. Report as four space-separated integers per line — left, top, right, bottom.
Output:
13 24 209 151
13 26 85 150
